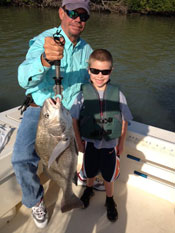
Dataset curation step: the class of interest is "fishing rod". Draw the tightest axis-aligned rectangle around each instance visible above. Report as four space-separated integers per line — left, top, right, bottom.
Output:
18 30 65 114
53 30 65 98
127 154 175 188
127 154 175 172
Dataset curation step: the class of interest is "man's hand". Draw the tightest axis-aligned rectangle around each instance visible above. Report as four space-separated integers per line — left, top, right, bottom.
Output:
41 37 64 67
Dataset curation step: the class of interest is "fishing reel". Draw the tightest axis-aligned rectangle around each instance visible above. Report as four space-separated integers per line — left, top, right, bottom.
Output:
53 30 65 66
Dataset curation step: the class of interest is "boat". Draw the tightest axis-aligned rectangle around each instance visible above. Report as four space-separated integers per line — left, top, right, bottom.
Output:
0 106 175 233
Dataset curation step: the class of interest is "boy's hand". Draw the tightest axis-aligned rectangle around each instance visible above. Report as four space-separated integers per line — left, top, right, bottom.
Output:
116 142 124 155
117 120 128 155
77 140 85 153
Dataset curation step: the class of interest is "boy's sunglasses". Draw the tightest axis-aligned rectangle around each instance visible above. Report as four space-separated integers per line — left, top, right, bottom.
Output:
90 68 112 75
63 8 89 22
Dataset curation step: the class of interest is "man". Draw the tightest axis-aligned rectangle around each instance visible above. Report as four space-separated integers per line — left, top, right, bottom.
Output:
12 0 95 229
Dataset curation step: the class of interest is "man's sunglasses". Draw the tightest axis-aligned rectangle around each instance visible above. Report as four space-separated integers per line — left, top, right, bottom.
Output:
90 68 112 75
63 8 89 22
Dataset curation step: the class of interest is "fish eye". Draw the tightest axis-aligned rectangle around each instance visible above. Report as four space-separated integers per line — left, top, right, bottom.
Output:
44 113 49 118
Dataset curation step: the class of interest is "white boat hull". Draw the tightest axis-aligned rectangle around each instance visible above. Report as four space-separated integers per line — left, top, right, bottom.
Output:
0 106 175 231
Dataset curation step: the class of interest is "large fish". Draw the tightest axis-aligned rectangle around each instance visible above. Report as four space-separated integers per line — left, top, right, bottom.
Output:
35 98 83 212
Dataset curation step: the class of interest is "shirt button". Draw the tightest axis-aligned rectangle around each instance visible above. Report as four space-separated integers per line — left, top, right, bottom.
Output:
39 69 42 72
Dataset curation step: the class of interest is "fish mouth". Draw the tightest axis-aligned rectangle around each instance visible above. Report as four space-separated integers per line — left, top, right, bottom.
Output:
47 98 61 108
50 98 57 105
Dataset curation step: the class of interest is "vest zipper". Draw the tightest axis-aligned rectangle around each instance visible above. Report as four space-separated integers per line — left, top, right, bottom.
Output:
92 85 107 133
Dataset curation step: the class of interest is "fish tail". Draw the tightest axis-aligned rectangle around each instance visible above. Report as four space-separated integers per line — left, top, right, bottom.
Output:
61 194 83 213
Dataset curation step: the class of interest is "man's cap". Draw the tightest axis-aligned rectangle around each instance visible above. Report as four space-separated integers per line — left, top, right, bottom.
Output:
62 0 90 15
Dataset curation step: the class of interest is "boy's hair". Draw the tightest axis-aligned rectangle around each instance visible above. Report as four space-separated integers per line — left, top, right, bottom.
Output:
89 49 113 67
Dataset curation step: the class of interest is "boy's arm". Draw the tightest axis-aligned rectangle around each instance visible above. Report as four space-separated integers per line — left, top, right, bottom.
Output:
72 118 85 153
117 120 128 155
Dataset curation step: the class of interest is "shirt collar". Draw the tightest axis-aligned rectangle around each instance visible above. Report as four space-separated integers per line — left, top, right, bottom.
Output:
57 26 81 49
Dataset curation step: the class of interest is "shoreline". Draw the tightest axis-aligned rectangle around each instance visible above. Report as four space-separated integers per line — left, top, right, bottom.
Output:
1 1 175 17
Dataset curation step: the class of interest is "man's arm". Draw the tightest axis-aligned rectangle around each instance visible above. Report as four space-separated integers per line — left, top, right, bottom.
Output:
72 118 85 153
117 120 128 155
18 31 64 90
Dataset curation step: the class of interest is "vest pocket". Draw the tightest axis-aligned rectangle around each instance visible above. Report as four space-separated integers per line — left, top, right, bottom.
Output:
114 113 122 123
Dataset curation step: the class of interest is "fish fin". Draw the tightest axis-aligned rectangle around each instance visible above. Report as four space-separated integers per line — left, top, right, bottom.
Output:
48 138 70 168
61 194 84 213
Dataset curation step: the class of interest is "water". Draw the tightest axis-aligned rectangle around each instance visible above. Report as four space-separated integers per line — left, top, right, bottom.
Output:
0 7 175 132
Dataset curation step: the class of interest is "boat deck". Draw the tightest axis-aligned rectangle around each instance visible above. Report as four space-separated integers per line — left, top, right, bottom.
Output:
1 175 175 233
0 107 175 233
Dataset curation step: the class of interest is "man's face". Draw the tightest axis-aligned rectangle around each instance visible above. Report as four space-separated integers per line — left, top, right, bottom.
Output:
59 7 87 41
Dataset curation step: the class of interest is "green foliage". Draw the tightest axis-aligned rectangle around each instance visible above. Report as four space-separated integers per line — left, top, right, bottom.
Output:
0 0 42 6
0 0 175 14
126 0 175 13
14 0 42 5
0 0 11 5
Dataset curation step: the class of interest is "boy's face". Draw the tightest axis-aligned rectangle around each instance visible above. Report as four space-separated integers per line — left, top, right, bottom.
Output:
88 60 112 90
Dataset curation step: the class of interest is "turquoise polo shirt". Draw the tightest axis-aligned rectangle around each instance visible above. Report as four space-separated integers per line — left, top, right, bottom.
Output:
18 26 93 110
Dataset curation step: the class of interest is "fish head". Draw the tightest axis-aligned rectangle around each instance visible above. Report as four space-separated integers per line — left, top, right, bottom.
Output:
40 98 72 137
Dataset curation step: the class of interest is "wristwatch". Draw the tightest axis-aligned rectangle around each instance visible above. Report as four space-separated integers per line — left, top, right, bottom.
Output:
42 52 54 66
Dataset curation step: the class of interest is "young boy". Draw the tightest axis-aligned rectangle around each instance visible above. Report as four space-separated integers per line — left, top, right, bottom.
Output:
70 49 133 222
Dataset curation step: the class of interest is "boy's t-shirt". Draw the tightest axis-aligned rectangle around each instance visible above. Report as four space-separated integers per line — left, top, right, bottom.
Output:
70 89 133 149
